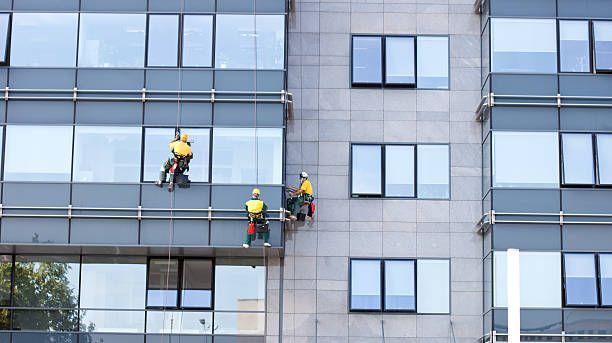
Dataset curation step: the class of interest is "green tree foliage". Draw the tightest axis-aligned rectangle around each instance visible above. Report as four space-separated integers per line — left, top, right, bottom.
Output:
0 261 82 332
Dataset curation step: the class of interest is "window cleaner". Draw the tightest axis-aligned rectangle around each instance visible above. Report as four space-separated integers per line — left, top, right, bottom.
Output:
244 188 271 248
156 132 193 192
286 171 315 221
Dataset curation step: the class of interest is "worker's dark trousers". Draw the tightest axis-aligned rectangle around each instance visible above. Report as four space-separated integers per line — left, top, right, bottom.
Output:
159 156 188 182
245 218 269 245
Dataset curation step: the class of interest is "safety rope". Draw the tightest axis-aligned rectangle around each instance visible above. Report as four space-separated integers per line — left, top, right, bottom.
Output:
161 0 185 341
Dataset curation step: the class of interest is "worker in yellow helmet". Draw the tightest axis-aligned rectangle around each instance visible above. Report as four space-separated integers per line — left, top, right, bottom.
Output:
156 132 193 187
244 188 271 248
287 171 315 221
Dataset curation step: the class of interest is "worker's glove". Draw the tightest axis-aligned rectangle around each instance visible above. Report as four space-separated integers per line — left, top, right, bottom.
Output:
266 221 270 225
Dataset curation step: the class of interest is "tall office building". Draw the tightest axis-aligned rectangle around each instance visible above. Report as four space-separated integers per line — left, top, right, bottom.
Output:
0 0 609 342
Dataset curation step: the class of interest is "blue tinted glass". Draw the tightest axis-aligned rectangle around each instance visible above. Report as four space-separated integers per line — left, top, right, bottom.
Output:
562 134 594 185
560 21 590 73
147 15 179 67
417 145 449 199
183 15 213 67
384 260 415 311
564 254 598 306
385 145 415 197
386 37 415 85
73 126 142 182
600 254 612 306
79 14 146 67
594 21 612 71
0 14 9 63
215 15 254 69
352 36 382 84
351 145 382 195
417 36 449 89
147 259 179 308
597 134 612 185
4 126 73 182
351 260 381 310
181 260 212 308
491 18 557 73
11 13 78 67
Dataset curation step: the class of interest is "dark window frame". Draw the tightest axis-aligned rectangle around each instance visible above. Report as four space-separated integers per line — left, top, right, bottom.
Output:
349 258 417 313
557 19 593 74
562 253 612 308
145 257 214 311
0 13 10 66
560 132 612 189
351 34 449 89
350 143 450 199
593 20 612 74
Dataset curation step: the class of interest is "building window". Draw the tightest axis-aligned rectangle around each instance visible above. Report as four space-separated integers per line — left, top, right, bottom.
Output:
351 145 382 196
494 251 561 308
492 131 559 188
73 126 142 183
561 133 595 186
351 144 449 199
10 13 78 67
146 311 212 334
385 145 415 197
215 14 284 70
594 21 612 72
384 260 415 311
491 18 557 73
143 128 210 183
417 145 450 199
600 254 612 306
416 259 450 314
182 15 214 68
350 259 382 311
78 13 146 68
147 14 179 67
146 258 213 309
559 20 591 73
350 258 449 313
597 134 612 185
211 128 283 185
352 36 383 85
0 14 9 65
213 260 265 335
4 125 73 182
385 36 415 86
417 36 449 89
564 253 598 306
352 35 449 89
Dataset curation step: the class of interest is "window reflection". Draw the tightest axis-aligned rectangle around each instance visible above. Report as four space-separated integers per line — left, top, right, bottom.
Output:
417 145 449 199
181 260 212 308
384 260 415 311
212 128 282 184
11 13 78 67
213 312 264 335
146 311 212 334
147 15 179 67
4 126 73 182
147 259 179 308
597 134 612 185
561 133 594 185
78 14 146 68
73 126 142 183
79 310 144 333
385 145 414 197
601 255 612 306
385 37 415 85
416 36 449 89
564 254 598 306
594 21 612 72
351 145 382 195
350 260 381 310
12 309 79 332
416 260 450 314
215 15 284 69
214 262 265 311
183 15 213 67
144 128 210 182
491 18 557 73
80 256 147 310
352 36 382 84
560 21 591 73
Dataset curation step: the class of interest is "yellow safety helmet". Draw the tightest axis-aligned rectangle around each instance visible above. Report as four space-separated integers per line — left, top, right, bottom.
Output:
180 133 188 142
252 188 261 196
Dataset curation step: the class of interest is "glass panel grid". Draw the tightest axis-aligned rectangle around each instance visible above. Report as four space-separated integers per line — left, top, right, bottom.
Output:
350 260 381 310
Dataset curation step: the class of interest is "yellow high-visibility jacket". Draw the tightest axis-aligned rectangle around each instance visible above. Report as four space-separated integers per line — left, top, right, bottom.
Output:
169 140 193 159
245 198 268 219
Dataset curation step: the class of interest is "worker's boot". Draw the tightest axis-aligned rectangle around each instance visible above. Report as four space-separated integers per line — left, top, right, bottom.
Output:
155 171 166 188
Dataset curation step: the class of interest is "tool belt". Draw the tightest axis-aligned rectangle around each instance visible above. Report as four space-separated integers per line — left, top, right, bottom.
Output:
255 222 269 233
248 212 263 220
